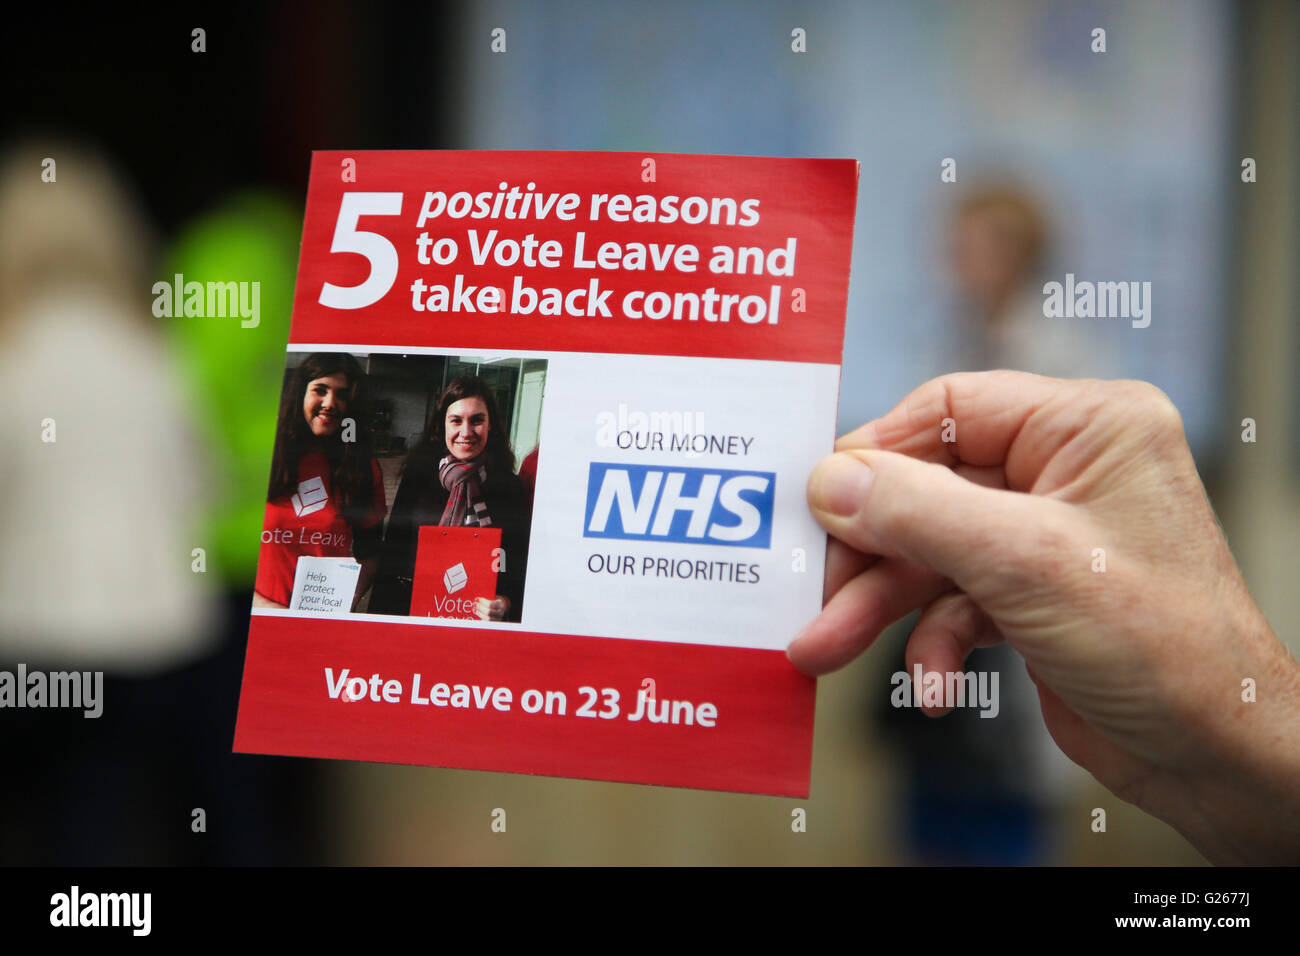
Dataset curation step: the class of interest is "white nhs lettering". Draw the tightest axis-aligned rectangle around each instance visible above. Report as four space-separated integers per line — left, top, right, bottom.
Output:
652 472 720 537
586 466 770 543
590 469 662 534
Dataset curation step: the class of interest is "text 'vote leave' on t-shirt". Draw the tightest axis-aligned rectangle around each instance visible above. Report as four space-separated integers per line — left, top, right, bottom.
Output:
255 452 385 607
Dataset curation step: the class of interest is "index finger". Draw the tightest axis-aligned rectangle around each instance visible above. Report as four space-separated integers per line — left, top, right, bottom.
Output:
835 371 1101 490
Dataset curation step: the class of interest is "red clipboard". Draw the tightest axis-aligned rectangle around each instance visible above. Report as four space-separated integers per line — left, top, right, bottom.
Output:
409 526 503 620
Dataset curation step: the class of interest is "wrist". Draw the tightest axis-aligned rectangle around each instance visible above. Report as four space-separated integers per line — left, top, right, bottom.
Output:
1178 614 1300 863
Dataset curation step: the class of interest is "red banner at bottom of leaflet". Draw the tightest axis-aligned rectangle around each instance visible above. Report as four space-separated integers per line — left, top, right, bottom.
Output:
233 615 815 797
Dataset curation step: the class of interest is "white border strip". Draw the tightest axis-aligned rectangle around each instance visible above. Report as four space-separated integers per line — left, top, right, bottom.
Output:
252 606 528 631
286 341 840 374
249 607 791 648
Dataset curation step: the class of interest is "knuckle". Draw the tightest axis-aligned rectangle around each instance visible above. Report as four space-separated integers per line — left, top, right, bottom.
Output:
888 378 954 444
931 591 981 634
1115 380 1186 441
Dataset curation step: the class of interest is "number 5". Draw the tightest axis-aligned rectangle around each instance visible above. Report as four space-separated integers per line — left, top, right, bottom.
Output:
319 192 402 309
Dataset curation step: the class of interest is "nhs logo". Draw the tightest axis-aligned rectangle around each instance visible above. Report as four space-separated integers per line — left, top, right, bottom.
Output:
584 462 775 548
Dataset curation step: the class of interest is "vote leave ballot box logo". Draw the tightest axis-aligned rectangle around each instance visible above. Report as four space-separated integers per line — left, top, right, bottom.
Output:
410 527 502 620
233 149 859 797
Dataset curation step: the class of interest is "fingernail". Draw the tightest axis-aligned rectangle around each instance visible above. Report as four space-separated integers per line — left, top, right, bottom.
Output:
810 454 875 516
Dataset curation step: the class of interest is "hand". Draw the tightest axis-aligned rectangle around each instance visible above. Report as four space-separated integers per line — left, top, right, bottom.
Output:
352 557 378 612
792 371 1300 864
475 595 511 622
252 591 288 610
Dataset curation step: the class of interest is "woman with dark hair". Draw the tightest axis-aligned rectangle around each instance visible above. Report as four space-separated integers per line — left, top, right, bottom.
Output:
253 352 387 609
370 375 531 622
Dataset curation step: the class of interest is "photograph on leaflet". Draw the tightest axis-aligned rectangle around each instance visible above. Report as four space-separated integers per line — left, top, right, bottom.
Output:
253 349 545 625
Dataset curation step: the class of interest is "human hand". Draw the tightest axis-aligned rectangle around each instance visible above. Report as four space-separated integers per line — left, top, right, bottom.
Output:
475 595 511 622
252 591 288 610
792 371 1300 864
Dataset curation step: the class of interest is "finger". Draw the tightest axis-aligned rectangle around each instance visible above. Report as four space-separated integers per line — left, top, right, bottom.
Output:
952 462 1009 491
903 591 1001 716
824 537 872 604
788 558 951 676
832 371 1095 491
807 448 1080 598
818 465 1002 606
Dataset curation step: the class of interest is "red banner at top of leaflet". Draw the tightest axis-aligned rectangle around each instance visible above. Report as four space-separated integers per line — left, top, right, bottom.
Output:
289 150 858 364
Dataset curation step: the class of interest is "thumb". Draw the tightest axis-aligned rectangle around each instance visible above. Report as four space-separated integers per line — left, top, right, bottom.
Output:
806 449 1076 593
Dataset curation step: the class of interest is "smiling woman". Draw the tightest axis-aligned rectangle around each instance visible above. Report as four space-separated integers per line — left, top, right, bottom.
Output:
253 352 387 610
370 375 532 622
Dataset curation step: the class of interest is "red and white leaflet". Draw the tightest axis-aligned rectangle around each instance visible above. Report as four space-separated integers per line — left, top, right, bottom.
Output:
235 150 859 796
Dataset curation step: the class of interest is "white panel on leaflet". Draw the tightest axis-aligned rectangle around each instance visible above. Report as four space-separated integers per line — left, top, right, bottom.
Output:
521 351 836 651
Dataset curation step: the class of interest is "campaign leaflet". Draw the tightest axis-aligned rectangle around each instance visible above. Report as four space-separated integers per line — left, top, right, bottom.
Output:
234 150 859 796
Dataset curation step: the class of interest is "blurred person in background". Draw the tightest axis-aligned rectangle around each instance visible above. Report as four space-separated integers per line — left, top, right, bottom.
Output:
0 141 214 677
0 140 325 863
872 182 1111 864
947 183 1117 378
0 140 219 862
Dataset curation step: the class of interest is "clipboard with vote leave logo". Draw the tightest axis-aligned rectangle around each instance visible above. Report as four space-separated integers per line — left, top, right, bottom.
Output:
410 526 503 620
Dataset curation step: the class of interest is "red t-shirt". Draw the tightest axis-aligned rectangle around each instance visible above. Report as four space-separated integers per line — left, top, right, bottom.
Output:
254 451 387 607
518 447 539 510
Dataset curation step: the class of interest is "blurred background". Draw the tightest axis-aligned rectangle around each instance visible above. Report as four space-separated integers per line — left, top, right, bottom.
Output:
0 0 1295 864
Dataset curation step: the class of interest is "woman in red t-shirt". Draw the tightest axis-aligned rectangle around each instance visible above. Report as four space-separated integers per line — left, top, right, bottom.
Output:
253 352 387 610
